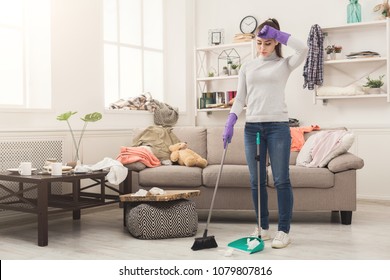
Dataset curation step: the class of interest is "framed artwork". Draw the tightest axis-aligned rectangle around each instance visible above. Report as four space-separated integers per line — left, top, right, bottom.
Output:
208 29 224 46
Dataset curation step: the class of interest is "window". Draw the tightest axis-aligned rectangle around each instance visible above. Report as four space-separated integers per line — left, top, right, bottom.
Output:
0 0 51 109
103 0 164 108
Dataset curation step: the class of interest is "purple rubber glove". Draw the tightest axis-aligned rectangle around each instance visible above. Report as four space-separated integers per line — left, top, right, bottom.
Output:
223 113 238 149
257 25 290 45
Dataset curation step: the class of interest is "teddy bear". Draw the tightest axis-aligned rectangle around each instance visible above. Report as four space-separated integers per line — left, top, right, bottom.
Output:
169 142 208 168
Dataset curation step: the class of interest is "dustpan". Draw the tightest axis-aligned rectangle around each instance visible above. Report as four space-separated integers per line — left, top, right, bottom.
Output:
227 236 264 254
228 132 264 254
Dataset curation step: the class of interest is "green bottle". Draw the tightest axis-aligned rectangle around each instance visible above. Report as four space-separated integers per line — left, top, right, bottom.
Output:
347 0 361 23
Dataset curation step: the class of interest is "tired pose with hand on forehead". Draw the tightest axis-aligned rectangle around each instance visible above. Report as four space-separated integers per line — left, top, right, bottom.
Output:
223 18 308 249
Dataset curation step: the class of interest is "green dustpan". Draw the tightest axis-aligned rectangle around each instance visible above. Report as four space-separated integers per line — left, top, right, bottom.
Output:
227 236 265 254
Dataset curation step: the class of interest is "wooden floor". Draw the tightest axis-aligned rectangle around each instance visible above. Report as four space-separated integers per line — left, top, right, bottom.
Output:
1 199 390 260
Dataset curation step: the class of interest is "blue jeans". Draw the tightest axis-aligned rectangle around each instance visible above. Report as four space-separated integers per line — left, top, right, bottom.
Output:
244 122 293 233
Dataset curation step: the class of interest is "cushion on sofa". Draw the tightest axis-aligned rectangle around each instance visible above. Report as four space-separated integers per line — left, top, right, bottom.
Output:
296 130 354 168
202 165 250 188
206 127 247 165
267 165 334 189
139 165 202 188
172 127 207 159
327 152 364 173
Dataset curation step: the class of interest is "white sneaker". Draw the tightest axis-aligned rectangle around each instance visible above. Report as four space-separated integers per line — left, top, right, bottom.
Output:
271 231 291 249
250 226 271 241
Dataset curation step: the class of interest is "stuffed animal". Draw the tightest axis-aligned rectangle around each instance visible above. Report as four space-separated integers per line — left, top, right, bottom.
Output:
374 0 390 19
169 142 208 168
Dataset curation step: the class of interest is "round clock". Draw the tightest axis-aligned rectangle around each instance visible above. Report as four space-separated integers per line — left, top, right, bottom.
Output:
240 15 258 34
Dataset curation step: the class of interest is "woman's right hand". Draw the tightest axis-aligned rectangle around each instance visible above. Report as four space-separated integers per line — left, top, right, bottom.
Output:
222 113 238 149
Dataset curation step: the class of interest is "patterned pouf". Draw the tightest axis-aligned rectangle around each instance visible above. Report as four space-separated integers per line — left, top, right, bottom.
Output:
126 199 198 239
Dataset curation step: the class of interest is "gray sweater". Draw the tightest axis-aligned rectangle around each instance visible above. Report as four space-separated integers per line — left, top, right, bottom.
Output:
231 36 308 122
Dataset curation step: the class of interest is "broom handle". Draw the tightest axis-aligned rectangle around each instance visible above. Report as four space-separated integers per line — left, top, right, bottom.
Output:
205 146 228 232
256 132 261 237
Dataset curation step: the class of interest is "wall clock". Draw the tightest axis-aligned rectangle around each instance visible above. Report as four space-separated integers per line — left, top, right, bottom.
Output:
239 15 257 34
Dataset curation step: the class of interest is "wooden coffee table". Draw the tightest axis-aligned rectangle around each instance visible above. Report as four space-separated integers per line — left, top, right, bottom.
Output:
0 170 131 246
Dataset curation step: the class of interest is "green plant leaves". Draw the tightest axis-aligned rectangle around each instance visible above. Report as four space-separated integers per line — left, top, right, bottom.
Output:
56 111 77 121
81 112 102 122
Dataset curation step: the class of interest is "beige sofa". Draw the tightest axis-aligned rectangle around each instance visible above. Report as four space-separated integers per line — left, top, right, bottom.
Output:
122 126 364 225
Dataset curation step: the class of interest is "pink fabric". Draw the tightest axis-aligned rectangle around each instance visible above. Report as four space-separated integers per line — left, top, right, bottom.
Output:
290 125 320 151
307 130 348 167
116 146 161 167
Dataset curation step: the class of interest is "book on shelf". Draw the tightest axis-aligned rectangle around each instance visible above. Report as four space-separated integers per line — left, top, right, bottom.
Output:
346 51 380 59
198 91 236 109
233 33 255 43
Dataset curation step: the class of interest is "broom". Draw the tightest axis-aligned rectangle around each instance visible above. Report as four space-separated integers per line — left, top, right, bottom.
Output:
191 145 228 250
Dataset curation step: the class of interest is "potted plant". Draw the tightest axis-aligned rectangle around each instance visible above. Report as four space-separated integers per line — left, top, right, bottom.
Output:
57 111 102 165
362 75 385 94
230 64 240 75
222 66 229 75
325 44 342 60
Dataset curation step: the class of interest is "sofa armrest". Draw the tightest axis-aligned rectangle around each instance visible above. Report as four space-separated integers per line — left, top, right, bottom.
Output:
327 152 364 173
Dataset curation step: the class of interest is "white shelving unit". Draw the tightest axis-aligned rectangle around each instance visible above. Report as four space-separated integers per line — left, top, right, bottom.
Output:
194 41 256 115
315 19 390 104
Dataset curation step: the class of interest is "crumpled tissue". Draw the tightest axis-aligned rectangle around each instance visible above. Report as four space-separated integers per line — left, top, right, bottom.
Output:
131 187 166 197
132 189 149 196
149 187 166 195
90 157 128 185
247 238 260 250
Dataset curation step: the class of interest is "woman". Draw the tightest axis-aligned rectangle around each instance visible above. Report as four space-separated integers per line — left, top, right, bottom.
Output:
223 18 308 249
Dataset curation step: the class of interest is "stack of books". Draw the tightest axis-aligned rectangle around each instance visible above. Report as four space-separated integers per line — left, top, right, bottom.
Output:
346 51 380 59
233 33 255 43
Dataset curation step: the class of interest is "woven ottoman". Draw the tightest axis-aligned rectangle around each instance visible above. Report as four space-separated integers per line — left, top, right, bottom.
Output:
125 199 198 239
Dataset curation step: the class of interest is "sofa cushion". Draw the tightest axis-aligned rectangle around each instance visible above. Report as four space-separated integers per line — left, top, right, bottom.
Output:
203 165 250 188
296 129 353 168
327 152 364 173
139 165 202 188
267 165 334 189
172 127 207 159
207 127 247 165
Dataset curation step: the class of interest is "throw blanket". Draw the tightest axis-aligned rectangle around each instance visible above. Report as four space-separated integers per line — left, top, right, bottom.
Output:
303 24 324 90
304 130 349 168
117 146 161 167
290 125 320 152
109 92 158 111
132 126 180 161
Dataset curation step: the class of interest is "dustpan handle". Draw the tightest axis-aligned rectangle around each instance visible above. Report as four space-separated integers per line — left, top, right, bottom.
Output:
205 145 228 230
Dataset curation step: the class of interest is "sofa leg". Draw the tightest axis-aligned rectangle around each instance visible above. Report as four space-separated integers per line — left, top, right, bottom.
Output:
340 211 352 225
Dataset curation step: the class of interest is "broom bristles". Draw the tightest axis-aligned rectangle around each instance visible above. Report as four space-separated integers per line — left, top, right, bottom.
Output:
191 235 218 251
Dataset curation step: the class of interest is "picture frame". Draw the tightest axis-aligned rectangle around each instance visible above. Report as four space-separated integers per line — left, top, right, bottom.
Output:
208 29 224 46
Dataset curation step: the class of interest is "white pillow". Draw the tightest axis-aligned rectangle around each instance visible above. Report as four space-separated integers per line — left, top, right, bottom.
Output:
296 131 355 168
318 132 354 167
296 132 322 167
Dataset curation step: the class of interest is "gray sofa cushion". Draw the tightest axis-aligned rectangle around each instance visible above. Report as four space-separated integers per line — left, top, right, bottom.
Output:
172 127 207 159
139 165 202 188
206 127 247 165
267 165 334 189
202 165 250 188
327 152 364 173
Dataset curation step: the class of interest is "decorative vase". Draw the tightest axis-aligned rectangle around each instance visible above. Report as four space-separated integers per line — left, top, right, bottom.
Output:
347 0 361 23
367 88 381 94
